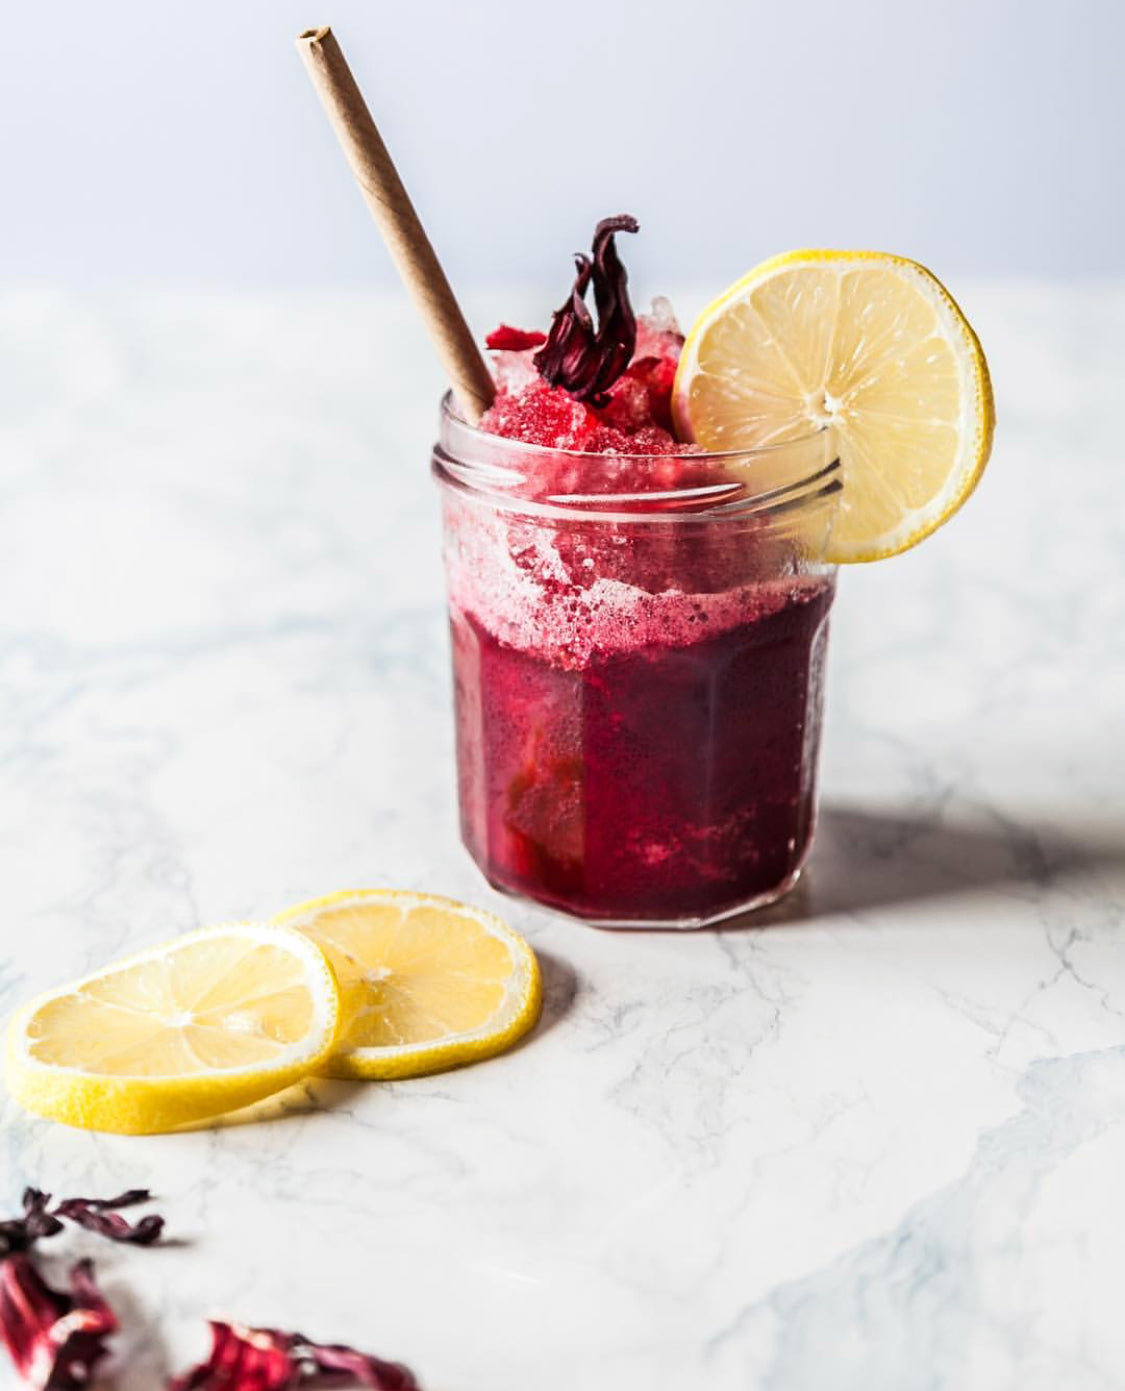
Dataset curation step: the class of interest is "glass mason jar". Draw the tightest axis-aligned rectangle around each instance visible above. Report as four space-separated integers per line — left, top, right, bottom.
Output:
433 394 841 928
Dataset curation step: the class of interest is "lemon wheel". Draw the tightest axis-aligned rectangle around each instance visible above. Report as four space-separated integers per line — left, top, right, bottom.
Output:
673 250 994 562
275 890 542 1080
6 924 341 1134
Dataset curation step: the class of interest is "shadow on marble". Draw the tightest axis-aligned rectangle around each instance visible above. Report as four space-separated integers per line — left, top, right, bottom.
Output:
520 949 580 1049
187 1076 366 1131
717 801 1125 929
100 1271 172 1390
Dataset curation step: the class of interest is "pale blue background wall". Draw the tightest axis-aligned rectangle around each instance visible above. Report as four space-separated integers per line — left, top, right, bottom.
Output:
4 0 1123 289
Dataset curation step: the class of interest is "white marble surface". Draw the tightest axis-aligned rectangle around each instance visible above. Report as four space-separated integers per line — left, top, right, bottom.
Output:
1 282 1124 1390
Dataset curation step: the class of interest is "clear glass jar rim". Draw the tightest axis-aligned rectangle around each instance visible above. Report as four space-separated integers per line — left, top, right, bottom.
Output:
433 392 842 526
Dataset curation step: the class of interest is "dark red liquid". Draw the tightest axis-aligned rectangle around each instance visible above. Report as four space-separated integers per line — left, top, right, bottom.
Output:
451 581 833 924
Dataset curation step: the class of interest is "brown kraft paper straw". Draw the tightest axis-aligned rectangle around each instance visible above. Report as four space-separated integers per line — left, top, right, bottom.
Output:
295 26 495 423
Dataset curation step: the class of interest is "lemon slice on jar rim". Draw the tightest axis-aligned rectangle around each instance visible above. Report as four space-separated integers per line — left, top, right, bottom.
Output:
672 249 995 562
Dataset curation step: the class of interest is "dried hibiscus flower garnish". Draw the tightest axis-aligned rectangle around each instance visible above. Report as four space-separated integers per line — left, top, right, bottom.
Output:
534 214 639 405
169 1321 421 1390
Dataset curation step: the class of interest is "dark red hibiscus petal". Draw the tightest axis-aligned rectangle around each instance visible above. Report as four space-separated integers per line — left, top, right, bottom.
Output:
535 215 639 405
2 1188 165 1257
169 1322 421 1391
0 1254 117 1390
303 1336 420 1389
0 1190 65 1255
53 1192 165 1246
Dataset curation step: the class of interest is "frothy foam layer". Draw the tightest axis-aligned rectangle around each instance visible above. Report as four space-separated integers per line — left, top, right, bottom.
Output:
444 501 832 670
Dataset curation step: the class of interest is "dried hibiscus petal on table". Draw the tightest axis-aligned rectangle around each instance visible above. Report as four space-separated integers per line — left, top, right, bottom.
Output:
0 1254 117 1390
169 1321 421 1390
0 1190 65 1255
1 1188 164 1255
0 1186 165 1388
52 1190 165 1246
2 1188 421 1390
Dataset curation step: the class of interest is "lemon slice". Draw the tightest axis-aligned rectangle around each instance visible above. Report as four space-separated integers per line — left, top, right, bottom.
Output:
673 250 995 562
274 890 542 1080
5 924 341 1134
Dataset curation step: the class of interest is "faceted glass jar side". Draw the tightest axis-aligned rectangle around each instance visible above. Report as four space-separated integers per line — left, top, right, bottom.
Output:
433 397 840 928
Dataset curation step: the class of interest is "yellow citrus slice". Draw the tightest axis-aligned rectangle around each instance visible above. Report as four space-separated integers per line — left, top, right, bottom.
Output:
672 249 995 562
274 890 542 1080
5 924 341 1134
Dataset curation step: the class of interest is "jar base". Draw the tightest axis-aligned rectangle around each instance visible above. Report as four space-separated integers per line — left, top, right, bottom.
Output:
479 863 806 931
